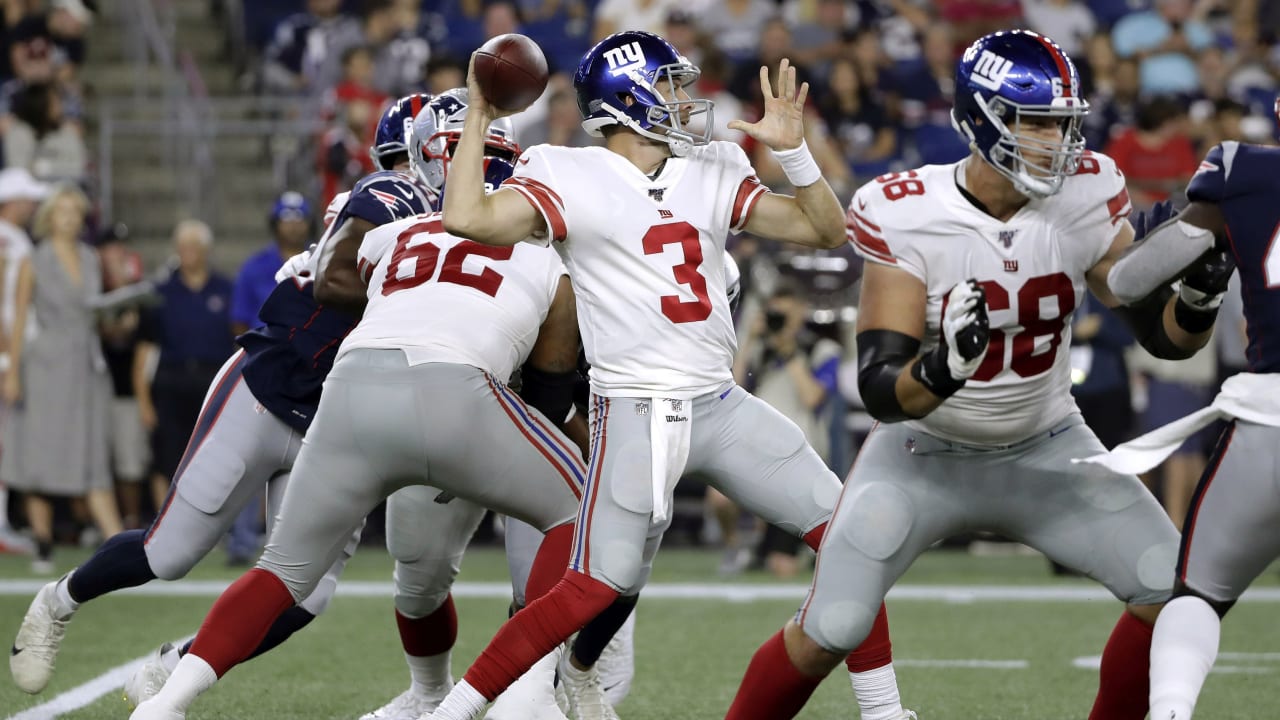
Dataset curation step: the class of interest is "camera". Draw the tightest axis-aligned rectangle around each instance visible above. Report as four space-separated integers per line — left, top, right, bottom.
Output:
764 310 788 333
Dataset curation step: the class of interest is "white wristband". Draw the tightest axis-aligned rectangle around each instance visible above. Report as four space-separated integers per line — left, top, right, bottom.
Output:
771 140 822 188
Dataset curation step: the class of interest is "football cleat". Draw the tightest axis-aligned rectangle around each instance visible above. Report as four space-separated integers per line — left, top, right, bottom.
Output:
486 647 568 720
124 643 176 708
358 685 451 720
558 651 620 720
595 612 635 706
128 698 186 720
10 580 70 693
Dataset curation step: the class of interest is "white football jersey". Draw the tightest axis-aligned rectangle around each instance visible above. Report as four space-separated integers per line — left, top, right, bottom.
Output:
504 141 768 398
847 153 1132 445
340 212 566 381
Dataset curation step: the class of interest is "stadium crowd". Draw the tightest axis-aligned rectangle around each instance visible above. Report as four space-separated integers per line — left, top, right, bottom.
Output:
0 0 1272 574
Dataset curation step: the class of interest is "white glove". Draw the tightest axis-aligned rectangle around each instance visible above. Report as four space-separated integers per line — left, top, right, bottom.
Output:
941 280 990 381
274 247 314 283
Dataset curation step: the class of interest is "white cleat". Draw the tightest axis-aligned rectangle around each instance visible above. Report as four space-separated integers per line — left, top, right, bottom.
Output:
10 580 70 693
358 685 450 719
595 612 635 707
129 698 186 720
559 652 620 720
124 643 176 708
486 647 568 720
901 711 918 720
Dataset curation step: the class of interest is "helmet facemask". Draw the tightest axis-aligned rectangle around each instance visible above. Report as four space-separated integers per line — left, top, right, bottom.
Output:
408 90 521 194
959 91 1088 198
584 61 714 157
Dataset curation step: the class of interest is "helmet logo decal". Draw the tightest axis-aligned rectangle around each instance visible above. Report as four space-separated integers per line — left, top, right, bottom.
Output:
971 50 1014 91
603 42 647 77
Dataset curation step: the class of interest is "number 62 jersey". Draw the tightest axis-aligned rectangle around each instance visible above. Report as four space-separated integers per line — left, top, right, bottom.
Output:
339 211 567 382
847 153 1133 446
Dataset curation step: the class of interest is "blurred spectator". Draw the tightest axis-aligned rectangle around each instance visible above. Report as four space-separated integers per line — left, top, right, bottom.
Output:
784 0 858 79
320 98 377 208
662 9 707 66
483 0 522 40
424 55 467 95
698 0 778 66
262 0 362 95
322 45 389 121
1070 293 1135 450
231 192 312 336
1022 0 1097 57
1104 95 1199 206
819 57 898 172
96 223 150 529
856 0 931 64
5 80 87 184
362 0 430 97
517 85 597 147
893 24 958 129
1111 0 1213 95
7 0 92 82
133 220 234 512
592 0 680 40
1083 57 1141 149
728 18 816 109
938 0 1024 48
4 184 120 573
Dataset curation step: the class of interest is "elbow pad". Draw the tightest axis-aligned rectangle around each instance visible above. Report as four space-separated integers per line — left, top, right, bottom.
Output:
856 330 921 423
1112 286 1197 360
518 365 580 425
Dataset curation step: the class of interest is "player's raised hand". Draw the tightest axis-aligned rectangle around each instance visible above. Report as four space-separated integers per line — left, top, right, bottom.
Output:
728 58 808 151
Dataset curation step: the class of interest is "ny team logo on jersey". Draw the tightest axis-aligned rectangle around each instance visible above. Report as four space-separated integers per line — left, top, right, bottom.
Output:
603 42 646 78
971 50 1014 91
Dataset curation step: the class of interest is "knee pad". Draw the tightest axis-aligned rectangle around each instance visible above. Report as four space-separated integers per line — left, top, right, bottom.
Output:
1173 578 1236 619
143 541 203 582
393 558 457 618
841 482 914 561
800 600 880 656
297 574 339 616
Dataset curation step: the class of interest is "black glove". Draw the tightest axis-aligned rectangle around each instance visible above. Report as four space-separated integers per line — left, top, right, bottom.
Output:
1130 199 1177 242
912 279 990 397
1174 248 1235 333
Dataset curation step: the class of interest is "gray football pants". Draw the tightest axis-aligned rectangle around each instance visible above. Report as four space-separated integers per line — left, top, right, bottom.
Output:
799 414 1180 654
1177 420 1280 605
259 349 584 604
143 351 357 616
569 383 840 594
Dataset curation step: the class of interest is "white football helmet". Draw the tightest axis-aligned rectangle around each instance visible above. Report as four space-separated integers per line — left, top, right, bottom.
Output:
408 88 522 193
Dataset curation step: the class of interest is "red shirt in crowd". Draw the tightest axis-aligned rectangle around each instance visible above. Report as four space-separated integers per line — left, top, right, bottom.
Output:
1103 127 1200 204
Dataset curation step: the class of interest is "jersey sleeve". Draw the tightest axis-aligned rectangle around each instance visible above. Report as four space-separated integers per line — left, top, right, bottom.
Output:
345 173 434 227
502 145 569 245
844 181 926 281
355 218 413 285
1186 141 1239 204
322 192 348 230
714 141 770 234
1064 151 1132 268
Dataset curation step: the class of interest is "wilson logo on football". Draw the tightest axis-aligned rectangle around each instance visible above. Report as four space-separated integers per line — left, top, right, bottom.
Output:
971 50 1014 92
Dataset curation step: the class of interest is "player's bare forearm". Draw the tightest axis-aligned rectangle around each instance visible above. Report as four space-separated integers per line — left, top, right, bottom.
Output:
440 110 541 246
896 360 947 417
314 218 374 314
744 187 846 249
793 179 849 249
1161 294 1214 353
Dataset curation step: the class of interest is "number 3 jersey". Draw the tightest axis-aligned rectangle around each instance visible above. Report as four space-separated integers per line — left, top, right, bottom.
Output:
847 153 1133 446
503 141 767 398
339 212 567 382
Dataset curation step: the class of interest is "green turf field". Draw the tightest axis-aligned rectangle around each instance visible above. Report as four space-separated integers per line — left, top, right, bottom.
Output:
1 546 1277 719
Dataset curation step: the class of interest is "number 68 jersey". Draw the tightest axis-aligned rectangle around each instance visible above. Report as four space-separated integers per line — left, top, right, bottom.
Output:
503 142 766 399
847 153 1133 446
339 212 567 382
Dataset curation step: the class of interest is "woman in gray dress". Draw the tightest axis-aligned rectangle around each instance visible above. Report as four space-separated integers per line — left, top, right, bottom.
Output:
4 184 121 572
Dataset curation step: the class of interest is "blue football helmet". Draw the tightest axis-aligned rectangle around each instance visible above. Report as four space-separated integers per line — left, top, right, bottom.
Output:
370 93 433 171
951 30 1088 198
408 88 521 194
574 31 712 156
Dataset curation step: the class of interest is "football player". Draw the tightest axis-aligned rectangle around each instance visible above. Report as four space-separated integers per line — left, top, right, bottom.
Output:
723 29 1231 720
423 30 907 720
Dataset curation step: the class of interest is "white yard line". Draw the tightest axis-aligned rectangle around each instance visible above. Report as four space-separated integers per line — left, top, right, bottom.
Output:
5 636 190 720
896 658 1029 669
3 579 1280 602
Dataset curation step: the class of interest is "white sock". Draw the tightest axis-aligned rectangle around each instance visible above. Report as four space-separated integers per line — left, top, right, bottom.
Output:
407 651 453 694
53 573 79 619
1150 596 1221 719
849 663 905 720
149 654 218 712
431 679 488 720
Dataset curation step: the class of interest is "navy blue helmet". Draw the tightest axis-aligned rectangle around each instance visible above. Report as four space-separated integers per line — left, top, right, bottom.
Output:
573 31 712 156
951 30 1088 198
370 93 433 171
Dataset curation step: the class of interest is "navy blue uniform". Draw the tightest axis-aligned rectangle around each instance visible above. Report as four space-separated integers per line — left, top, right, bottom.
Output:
1187 141 1280 372
237 171 434 432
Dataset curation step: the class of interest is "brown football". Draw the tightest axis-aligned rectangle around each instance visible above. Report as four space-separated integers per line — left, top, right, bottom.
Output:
473 34 550 112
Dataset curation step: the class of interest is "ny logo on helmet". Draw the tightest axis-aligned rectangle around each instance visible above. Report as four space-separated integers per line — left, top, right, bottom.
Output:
971 50 1014 92
603 41 647 77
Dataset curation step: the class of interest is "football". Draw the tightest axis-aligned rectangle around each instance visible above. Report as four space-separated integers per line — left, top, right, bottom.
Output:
473 33 550 112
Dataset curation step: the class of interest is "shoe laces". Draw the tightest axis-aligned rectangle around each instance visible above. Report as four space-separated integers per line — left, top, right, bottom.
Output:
566 668 615 717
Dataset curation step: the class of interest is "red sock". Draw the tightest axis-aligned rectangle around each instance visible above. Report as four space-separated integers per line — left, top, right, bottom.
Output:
524 523 574 603
396 594 457 657
1089 611 1155 720
803 522 895 673
725 630 825 720
188 568 296 677
464 569 616 699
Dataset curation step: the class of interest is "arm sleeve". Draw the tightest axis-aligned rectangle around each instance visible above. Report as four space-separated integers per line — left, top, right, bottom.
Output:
502 146 569 245
844 182 926 281
355 220 405 284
